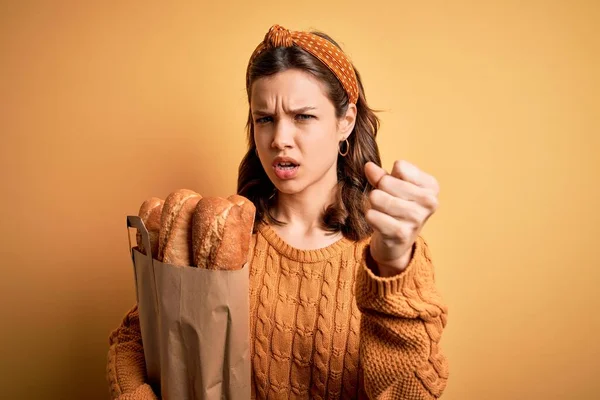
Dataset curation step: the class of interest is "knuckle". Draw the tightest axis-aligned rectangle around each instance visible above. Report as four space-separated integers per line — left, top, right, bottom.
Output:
379 174 394 191
408 209 423 225
415 207 430 223
394 224 412 239
368 189 381 204
421 192 439 210
371 189 394 211
394 226 405 239
368 190 376 203
369 190 387 209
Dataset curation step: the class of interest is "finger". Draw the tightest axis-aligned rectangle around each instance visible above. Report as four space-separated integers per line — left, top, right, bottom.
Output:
368 189 419 220
376 174 424 202
391 160 440 193
365 208 413 240
364 161 388 188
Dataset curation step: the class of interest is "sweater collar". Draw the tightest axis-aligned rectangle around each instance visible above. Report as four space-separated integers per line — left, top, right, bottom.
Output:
257 222 353 263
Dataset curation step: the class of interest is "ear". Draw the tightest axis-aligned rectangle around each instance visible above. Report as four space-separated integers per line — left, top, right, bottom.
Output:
338 103 357 140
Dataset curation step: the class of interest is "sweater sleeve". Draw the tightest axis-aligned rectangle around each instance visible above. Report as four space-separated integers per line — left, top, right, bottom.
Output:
355 236 449 399
106 304 159 400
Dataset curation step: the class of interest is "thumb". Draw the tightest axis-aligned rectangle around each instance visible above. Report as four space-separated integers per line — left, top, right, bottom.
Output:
364 161 387 188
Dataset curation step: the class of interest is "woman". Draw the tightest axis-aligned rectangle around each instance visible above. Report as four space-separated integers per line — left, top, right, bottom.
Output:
107 24 449 399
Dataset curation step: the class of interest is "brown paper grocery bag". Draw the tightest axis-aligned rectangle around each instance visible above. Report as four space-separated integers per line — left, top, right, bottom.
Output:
127 215 251 400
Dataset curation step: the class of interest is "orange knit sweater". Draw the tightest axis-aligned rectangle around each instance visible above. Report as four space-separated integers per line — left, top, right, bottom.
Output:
107 223 449 399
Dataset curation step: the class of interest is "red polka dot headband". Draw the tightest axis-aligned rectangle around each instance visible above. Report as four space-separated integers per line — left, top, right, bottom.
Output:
246 24 359 104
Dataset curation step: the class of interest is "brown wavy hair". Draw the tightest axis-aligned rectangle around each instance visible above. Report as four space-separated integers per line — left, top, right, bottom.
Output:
237 31 382 241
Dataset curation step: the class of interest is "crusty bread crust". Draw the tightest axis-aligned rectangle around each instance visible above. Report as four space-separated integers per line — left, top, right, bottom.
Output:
192 195 255 270
158 189 202 266
225 194 256 269
137 197 164 258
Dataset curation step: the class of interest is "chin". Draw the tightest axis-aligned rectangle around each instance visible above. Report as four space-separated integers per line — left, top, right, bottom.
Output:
272 179 306 195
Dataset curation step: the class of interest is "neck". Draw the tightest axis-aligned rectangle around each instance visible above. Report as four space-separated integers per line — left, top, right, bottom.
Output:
272 174 338 236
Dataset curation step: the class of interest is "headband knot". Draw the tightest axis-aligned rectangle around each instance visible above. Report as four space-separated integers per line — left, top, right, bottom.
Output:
247 24 359 104
264 24 293 48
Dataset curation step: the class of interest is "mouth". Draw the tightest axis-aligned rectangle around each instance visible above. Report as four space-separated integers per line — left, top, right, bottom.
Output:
274 161 298 170
272 157 299 169
272 157 300 179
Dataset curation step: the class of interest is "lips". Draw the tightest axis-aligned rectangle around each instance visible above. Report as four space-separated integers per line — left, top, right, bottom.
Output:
272 156 299 180
272 156 299 168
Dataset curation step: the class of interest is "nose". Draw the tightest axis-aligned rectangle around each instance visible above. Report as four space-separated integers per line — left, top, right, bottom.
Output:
271 119 295 150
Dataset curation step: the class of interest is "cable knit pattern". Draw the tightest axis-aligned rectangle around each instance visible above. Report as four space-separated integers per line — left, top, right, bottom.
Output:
107 305 158 400
106 224 448 399
357 236 449 399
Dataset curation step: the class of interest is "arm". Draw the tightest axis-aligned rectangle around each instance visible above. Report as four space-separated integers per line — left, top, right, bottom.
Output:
356 236 449 399
106 305 159 400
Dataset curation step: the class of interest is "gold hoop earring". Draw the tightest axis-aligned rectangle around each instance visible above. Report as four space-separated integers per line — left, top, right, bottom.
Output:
338 138 350 157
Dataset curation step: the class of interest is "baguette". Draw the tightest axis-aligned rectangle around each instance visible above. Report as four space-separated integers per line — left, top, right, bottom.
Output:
158 189 202 266
136 197 164 258
226 194 256 266
192 195 255 270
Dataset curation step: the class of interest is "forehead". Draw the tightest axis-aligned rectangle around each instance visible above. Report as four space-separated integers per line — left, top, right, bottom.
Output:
250 69 330 108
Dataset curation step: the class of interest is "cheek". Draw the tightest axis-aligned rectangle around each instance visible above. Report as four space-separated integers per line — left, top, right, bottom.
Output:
254 130 270 150
302 132 339 167
254 133 273 169
308 123 339 153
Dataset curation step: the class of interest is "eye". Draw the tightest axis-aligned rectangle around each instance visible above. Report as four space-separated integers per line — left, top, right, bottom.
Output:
255 116 273 124
296 114 315 121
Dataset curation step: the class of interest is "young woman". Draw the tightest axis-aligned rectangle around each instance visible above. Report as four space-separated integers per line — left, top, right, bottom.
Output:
107 24 449 399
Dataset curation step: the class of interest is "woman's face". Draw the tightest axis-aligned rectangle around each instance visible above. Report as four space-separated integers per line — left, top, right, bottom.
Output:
250 69 355 196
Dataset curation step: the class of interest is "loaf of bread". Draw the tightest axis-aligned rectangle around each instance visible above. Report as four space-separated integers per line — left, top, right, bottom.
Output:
227 195 257 269
158 189 202 266
192 194 255 270
136 197 164 258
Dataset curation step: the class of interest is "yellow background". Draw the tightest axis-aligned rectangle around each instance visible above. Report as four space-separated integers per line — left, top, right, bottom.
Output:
1 1 598 399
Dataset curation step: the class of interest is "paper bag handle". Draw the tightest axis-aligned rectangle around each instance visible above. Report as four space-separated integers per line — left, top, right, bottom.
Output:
126 215 153 265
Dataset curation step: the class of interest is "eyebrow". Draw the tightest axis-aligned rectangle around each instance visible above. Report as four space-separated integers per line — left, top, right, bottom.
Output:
252 106 317 116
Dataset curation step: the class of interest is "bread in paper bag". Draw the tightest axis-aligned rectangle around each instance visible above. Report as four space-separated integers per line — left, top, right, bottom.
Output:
136 197 164 258
157 189 202 266
191 194 256 270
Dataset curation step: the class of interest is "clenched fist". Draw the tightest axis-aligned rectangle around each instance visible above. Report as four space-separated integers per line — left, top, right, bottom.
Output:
364 160 440 277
